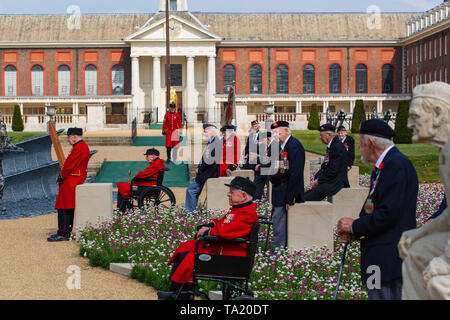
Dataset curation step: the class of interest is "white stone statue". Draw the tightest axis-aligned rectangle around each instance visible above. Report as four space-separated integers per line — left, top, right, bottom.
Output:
398 81 450 300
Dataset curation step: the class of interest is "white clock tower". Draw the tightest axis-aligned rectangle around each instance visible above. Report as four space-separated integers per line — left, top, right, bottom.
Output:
159 0 188 12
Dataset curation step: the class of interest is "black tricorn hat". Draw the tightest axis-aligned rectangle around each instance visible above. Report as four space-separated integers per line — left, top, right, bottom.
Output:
144 148 160 156
224 176 256 198
220 125 236 132
67 127 83 136
169 102 176 109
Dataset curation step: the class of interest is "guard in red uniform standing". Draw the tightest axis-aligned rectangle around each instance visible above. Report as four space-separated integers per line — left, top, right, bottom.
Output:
157 177 258 300
219 125 241 177
162 103 182 163
115 148 165 211
48 127 90 242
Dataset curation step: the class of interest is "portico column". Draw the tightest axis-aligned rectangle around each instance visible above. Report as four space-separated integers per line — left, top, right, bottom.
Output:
376 100 383 115
186 56 195 123
207 55 216 123
153 56 161 123
131 56 140 123
296 100 302 114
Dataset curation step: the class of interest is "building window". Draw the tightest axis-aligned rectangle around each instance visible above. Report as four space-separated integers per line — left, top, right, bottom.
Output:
276 64 289 94
355 64 368 93
111 64 125 95
170 0 177 11
31 65 44 96
382 64 394 93
302 64 315 94
166 64 183 87
4 65 17 96
249 64 262 94
223 64 236 93
329 64 341 93
58 65 71 96
85 64 98 96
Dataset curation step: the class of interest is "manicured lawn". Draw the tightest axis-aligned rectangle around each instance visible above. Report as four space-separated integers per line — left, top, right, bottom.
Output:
292 130 441 183
7 131 47 143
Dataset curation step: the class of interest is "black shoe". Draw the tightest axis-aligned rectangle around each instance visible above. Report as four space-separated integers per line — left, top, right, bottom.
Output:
157 291 177 300
48 233 59 239
47 235 69 242
157 291 193 300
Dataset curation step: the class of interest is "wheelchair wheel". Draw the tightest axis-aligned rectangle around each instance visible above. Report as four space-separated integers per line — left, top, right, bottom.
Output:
138 186 176 209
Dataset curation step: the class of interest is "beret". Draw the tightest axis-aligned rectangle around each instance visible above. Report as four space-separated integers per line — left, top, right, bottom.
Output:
319 124 336 132
359 119 396 139
271 121 289 130
67 127 83 136
224 176 256 198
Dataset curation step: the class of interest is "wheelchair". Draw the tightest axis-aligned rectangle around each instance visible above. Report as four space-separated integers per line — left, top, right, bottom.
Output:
120 168 176 211
176 218 272 300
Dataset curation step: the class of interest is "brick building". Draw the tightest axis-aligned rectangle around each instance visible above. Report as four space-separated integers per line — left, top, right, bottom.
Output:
0 0 448 131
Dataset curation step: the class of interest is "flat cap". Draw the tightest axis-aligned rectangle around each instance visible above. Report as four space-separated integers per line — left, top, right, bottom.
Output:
359 119 396 139
67 127 83 136
224 176 256 198
319 124 336 132
271 121 289 130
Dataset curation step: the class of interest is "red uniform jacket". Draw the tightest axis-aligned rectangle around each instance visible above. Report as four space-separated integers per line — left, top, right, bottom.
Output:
162 112 182 148
55 140 90 210
168 202 258 284
219 134 241 177
116 158 165 198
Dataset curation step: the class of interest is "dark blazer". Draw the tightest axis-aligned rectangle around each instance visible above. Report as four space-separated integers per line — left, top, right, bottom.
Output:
342 135 355 167
195 136 221 185
314 136 349 196
352 146 418 284
243 131 260 163
271 136 306 207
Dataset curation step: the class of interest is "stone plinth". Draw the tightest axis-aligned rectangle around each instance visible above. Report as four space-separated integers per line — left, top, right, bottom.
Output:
206 177 234 211
231 169 254 181
331 187 369 226
304 160 311 185
288 202 334 251
348 166 360 187
75 183 113 238
110 263 134 277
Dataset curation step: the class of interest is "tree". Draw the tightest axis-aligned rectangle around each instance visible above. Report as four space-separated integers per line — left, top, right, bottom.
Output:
394 100 413 144
307 104 320 130
12 104 24 132
351 99 366 133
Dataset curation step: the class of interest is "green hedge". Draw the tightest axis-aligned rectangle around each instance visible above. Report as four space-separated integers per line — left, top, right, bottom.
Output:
351 100 366 133
394 100 413 144
307 104 320 130
12 104 24 132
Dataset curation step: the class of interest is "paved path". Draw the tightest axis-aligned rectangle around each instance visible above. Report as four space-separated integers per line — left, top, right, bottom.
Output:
0 213 158 300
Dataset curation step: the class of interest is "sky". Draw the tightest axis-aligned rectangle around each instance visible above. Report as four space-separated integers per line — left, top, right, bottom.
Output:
0 0 443 15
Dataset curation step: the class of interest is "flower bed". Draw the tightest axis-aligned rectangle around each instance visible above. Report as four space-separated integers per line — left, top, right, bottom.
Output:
78 183 444 300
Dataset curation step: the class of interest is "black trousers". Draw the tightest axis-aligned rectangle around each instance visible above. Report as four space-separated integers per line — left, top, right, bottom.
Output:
253 174 268 201
57 209 74 238
304 189 328 201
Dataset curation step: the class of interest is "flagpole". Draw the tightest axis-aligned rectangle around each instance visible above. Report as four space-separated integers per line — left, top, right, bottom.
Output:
165 0 171 113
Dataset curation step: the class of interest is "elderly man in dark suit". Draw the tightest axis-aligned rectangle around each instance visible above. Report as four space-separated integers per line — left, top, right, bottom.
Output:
337 125 355 170
337 119 419 300
185 124 221 214
242 120 261 165
305 124 349 201
269 121 305 250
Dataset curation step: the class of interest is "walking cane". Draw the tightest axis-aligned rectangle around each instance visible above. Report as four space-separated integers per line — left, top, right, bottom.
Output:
333 242 349 300
264 206 274 251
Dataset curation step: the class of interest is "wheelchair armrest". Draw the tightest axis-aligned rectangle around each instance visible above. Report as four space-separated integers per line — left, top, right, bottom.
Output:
132 177 157 183
198 235 247 244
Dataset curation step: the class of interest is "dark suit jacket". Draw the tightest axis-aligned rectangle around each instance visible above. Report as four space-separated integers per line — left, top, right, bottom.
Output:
271 136 306 207
342 135 355 167
314 136 349 196
352 146 418 284
243 131 260 163
195 136 221 185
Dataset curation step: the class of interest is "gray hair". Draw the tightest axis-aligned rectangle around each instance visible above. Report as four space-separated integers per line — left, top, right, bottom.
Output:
238 189 253 202
362 134 394 149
